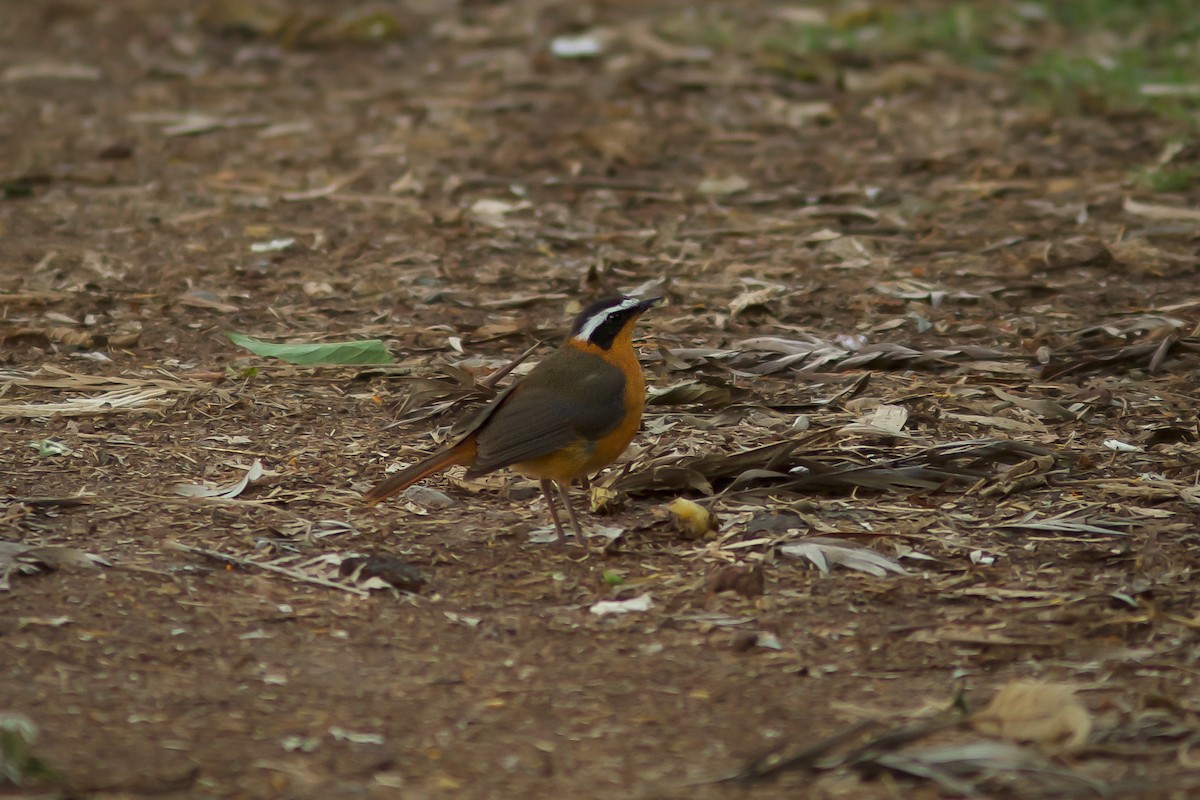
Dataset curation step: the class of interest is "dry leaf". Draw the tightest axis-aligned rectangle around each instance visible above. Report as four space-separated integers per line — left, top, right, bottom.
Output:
467 198 530 228
579 118 657 166
970 681 1091 753
990 388 1075 421
624 20 713 63
779 538 908 577
180 290 240 313
590 594 652 616
588 485 625 514
872 740 1046 796
765 97 836 127
174 460 267 499
698 174 750 196
842 63 936 94
729 286 782 318
1122 197 1200 223
979 453 1055 498
3 62 101 82
842 403 909 437
1108 238 1200 272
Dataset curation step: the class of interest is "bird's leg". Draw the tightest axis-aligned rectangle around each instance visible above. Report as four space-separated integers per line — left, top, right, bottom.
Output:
579 474 591 491
539 478 568 545
555 480 587 548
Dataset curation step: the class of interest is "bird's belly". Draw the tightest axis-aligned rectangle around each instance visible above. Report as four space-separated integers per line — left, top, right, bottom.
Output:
581 417 639 473
511 440 594 484
510 416 639 483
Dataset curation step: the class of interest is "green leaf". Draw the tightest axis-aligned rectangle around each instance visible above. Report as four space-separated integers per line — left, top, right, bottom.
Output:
0 713 58 786
226 333 394 365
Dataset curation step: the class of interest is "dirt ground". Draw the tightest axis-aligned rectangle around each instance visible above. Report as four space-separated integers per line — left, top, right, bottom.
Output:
3 1 1200 798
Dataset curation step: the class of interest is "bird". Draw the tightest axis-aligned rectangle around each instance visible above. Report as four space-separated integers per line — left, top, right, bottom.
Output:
365 295 661 545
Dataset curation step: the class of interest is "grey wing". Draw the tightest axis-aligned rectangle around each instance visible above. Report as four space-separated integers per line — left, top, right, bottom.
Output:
469 363 626 475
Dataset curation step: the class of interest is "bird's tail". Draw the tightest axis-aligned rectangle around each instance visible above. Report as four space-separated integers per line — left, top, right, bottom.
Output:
364 440 475 505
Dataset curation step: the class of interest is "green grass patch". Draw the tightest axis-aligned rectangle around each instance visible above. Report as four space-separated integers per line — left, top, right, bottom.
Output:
1132 162 1200 193
1023 50 1200 118
1 714 57 787
757 4 1003 70
659 1 1200 121
1022 0 1200 118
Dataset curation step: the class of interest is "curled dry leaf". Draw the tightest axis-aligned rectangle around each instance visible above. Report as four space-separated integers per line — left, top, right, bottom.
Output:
970 681 1092 753
990 388 1076 421
227 333 394 365
779 537 908 577
729 286 782 318
174 460 267 499
994 509 1135 536
841 403 909 437
871 740 1048 796
979 453 1056 498
329 726 385 745
588 485 625 514
400 485 455 509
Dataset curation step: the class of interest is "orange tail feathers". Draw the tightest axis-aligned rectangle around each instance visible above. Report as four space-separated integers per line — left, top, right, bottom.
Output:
364 440 476 505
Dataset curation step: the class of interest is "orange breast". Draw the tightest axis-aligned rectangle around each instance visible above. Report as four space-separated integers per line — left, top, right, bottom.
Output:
581 371 644 474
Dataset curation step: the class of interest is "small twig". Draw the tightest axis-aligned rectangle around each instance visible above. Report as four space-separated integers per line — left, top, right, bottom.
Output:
167 541 369 598
461 173 668 193
1148 333 1177 374
8 495 95 508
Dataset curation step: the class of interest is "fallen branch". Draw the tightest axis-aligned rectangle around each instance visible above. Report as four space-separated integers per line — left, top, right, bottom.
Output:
166 541 369 598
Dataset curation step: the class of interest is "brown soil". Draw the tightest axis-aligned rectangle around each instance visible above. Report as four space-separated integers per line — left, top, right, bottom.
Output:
3 2 1199 798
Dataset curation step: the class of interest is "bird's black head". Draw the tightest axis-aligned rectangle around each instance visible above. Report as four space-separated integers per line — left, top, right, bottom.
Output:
569 295 662 350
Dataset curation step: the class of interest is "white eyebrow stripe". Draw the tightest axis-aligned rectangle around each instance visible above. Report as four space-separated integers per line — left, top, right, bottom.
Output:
572 297 643 343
